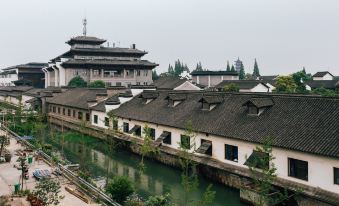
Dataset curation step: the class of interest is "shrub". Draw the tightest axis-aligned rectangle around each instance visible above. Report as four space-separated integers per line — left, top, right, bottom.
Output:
106 176 134 204
68 76 87 87
144 193 173 206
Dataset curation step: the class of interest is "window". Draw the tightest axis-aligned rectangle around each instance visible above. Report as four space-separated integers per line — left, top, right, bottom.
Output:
52 106 56 113
134 125 141 137
123 122 129 133
78 112 83 120
86 113 90 121
149 128 156 140
144 70 148 76
334 168 339 185
248 106 258 115
73 110 76 118
163 131 171 145
225 144 238 162
105 117 109 127
116 82 122 86
288 158 308 181
105 82 112 87
93 69 100 76
137 70 141 76
49 106 52 112
94 115 98 124
113 119 118 130
62 108 65 115
180 135 190 149
57 107 60 114
143 82 148 85
67 109 71 116
136 82 140 85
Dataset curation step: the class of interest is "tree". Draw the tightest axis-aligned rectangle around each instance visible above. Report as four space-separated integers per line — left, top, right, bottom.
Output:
245 138 289 206
106 176 135 204
275 76 297 93
239 62 245 80
178 121 216 206
167 64 174 76
33 178 64 206
68 76 87 87
245 73 253 80
88 80 105 88
195 62 203 72
230 65 235 72
152 70 159 80
145 193 173 206
139 125 159 173
312 87 338 97
292 68 312 93
226 61 231 71
0 135 9 156
252 59 260 79
222 83 240 92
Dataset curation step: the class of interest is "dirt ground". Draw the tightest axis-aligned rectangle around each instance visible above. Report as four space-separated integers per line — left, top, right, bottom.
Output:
0 136 94 206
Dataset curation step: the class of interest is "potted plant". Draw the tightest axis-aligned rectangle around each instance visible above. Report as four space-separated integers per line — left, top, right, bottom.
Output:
4 153 11 162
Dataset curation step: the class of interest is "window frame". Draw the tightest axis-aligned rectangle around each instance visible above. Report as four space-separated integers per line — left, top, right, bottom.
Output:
163 131 171 145
225 144 238 162
288 158 308 181
123 122 129 133
94 115 98 124
104 117 109 127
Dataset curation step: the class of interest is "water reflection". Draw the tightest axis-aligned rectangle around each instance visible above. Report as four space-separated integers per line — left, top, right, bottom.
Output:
49 137 247 206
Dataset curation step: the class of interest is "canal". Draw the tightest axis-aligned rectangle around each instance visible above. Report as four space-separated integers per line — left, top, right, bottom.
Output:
41 129 247 206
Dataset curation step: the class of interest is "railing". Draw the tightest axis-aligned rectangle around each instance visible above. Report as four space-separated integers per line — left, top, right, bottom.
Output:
1 125 121 206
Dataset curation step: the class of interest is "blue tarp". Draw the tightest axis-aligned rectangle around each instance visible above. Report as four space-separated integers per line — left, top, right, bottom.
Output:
20 136 33 140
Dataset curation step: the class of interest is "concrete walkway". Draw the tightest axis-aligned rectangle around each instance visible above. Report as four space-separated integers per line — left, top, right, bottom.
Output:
0 136 93 206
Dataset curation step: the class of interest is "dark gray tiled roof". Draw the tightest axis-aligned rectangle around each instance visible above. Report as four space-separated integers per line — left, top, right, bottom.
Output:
153 76 187 90
46 88 107 110
243 98 274 108
2 62 47 71
191 71 238 76
313 71 334 77
61 59 158 68
307 80 338 89
112 91 339 158
216 80 269 90
66 36 106 45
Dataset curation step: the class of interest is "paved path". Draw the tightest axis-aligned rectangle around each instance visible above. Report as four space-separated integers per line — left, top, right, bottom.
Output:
0 135 91 206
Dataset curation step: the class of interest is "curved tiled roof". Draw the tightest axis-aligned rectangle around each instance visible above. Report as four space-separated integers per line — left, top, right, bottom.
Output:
112 91 339 158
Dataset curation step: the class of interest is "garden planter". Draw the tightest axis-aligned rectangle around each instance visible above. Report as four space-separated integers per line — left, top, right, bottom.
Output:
4 153 11 162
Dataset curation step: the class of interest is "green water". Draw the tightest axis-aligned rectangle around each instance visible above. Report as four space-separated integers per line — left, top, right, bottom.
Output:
44 132 247 206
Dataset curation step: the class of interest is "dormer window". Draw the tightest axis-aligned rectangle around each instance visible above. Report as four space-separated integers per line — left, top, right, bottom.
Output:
139 91 159 104
198 95 223 111
165 93 186 107
243 98 274 116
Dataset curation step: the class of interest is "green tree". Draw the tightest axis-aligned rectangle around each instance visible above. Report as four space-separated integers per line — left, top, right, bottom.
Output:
230 65 235 72
0 135 9 156
88 80 105 88
226 61 231 71
152 70 159 80
195 62 203 71
33 178 64 206
222 83 240 92
245 138 289 206
145 193 173 206
68 76 87 87
252 59 260 79
139 125 159 173
239 63 245 80
275 75 297 93
292 68 312 93
167 64 174 76
106 176 134 204
312 87 338 97
178 121 216 206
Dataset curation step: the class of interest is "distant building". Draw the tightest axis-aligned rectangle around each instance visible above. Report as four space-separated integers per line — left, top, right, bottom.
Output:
234 58 243 73
191 71 239 87
306 80 338 91
215 80 270 93
0 63 47 88
312 71 334 81
43 36 158 88
154 76 201 91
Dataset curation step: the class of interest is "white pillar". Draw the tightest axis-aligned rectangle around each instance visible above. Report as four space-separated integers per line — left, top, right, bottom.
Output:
42 68 48 88
56 63 66 86
52 66 59 87
208 75 211 87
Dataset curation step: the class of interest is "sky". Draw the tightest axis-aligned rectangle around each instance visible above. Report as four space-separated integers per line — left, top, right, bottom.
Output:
0 0 338 75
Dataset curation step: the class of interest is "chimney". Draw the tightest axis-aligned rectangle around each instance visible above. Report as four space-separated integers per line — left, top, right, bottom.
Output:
132 44 136 49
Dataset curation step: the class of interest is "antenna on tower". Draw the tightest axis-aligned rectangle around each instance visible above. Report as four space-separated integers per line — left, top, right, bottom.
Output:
83 18 87 36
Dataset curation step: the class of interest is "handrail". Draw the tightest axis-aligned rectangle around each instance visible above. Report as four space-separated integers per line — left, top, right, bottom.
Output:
1 125 121 206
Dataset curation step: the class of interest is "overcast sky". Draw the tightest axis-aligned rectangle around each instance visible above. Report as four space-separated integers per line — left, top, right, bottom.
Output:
0 0 338 75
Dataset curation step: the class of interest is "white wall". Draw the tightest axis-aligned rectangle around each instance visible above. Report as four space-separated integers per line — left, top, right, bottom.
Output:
249 84 269 93
92 110 109 129
313 73 333 81
174 81 201 91
116 118 339 194
0 69 18 86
